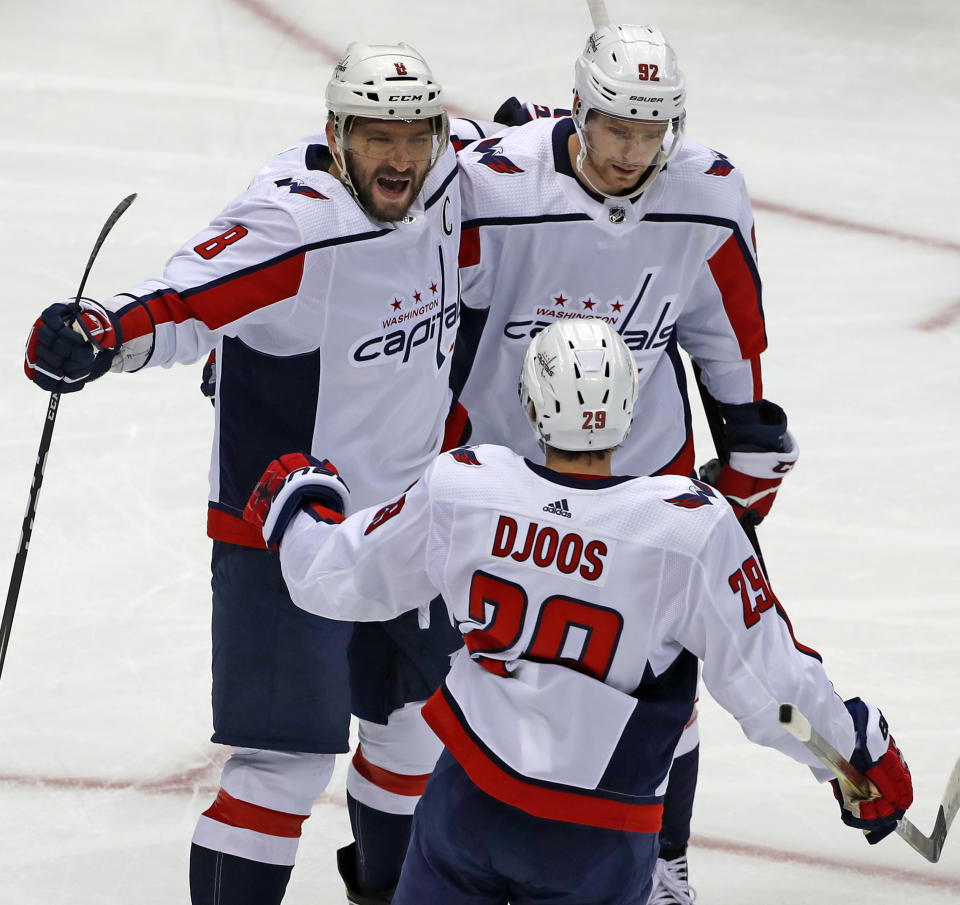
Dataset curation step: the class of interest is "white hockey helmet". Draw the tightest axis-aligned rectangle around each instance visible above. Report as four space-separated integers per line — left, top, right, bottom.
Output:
325 42 450 196
573 24 686 198
519 319 639 452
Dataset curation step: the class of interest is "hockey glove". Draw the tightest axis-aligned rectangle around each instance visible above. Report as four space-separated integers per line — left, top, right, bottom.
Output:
200 351 216 406
831 698 913 844
698 399 798 525
492 97 571 127
441 401 471 452
24 298 122 393
243 453 350 550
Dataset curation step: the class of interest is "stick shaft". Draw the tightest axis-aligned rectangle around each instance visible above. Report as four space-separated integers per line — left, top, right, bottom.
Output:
587 0 610 29
1 193 137 680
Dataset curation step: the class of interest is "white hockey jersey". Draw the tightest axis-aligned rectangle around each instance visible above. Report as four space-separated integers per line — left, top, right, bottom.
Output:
457 117 767 478
280 444 854 832
107 120 492 547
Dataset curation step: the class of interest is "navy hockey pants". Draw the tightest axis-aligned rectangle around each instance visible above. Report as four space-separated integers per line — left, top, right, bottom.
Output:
210 541 462 751
393 750 657 905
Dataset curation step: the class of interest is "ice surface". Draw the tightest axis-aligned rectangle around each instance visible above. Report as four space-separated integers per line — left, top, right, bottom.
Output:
1 1 958 902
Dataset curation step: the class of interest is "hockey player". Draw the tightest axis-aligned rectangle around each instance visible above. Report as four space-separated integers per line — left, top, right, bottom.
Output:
451 23 799 902
23 42 496 905
244 319 913 905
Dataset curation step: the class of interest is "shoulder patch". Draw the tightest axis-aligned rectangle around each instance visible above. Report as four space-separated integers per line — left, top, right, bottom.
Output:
473 138 524 175
704 150 735 177
275 177 329 200
664 480 716 510
448 447 482 466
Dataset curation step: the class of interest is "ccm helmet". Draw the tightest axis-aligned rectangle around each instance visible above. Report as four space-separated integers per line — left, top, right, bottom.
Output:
520 319 639 452
573 24 686 198
325 42 450 194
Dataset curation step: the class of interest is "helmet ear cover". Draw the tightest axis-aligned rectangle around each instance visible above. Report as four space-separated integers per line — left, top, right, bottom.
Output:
519 320 639 453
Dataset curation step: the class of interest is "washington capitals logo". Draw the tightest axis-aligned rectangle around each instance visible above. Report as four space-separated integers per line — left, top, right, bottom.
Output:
705 151 734 177
450 447 481 466
665 480 717 510
474 138 524 175
275 177 328 200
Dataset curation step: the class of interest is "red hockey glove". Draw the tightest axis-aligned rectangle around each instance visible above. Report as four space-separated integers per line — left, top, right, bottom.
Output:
244 454 349 550
441 401 471 452
831 698 913 844
24 298 122 393
699 400 798 525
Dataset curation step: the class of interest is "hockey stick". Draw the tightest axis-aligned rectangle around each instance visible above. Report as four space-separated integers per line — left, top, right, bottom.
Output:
779 703 960 863
692 362 768 576
0 193 137 681
586 0 611 28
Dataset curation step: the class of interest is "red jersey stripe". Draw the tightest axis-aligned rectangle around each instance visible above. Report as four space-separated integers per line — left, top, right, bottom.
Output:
459 226 481 268
707 233 766 358
423 687 663 833
202 788 308 838
208 508 268 548
118 251 306 342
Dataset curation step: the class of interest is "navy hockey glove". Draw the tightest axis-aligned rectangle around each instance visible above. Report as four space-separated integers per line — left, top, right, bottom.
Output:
831 698 913 844
244 453 350 550
200 351 216 406
698 400 798 525
492 97 571 127
24 298 122 393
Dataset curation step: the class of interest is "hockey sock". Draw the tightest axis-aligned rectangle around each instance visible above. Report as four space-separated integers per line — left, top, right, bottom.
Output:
347 792 414 892
189 843 292 905
659 744 699 854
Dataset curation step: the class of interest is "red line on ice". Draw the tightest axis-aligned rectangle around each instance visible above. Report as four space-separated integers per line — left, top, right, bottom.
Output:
1 764 956 891
692 833 960 892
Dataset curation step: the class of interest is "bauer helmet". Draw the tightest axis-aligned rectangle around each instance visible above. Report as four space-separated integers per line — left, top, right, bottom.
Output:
519 320 639 452
325 42 450 198
572 24 686 198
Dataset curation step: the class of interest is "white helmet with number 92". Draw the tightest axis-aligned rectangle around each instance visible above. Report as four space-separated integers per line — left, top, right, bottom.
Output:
519 320 639 452
573 24 686 198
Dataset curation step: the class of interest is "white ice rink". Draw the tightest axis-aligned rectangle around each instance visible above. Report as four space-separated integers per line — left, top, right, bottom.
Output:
1 0 958 902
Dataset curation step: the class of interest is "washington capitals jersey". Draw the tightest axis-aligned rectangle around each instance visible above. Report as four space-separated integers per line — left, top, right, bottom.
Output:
106 122 491 547
279 444 854 832
456 117 766 478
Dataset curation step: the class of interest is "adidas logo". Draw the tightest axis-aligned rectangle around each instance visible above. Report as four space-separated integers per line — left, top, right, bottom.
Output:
542 498 573 518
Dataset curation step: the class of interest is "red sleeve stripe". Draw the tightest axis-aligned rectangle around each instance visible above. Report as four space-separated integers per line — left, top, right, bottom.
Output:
202 788 308 838
749 355 763 401
351 745 431 797
708 232 766 358
422 685 663 833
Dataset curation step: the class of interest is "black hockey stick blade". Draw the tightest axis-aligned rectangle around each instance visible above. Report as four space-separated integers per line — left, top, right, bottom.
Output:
779 703 958 862
1 193 137 682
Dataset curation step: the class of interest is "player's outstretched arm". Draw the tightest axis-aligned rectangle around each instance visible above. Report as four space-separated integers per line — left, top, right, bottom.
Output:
24 298 122 394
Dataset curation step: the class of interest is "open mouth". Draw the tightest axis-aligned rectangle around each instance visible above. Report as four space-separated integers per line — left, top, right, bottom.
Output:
376 175 412 198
